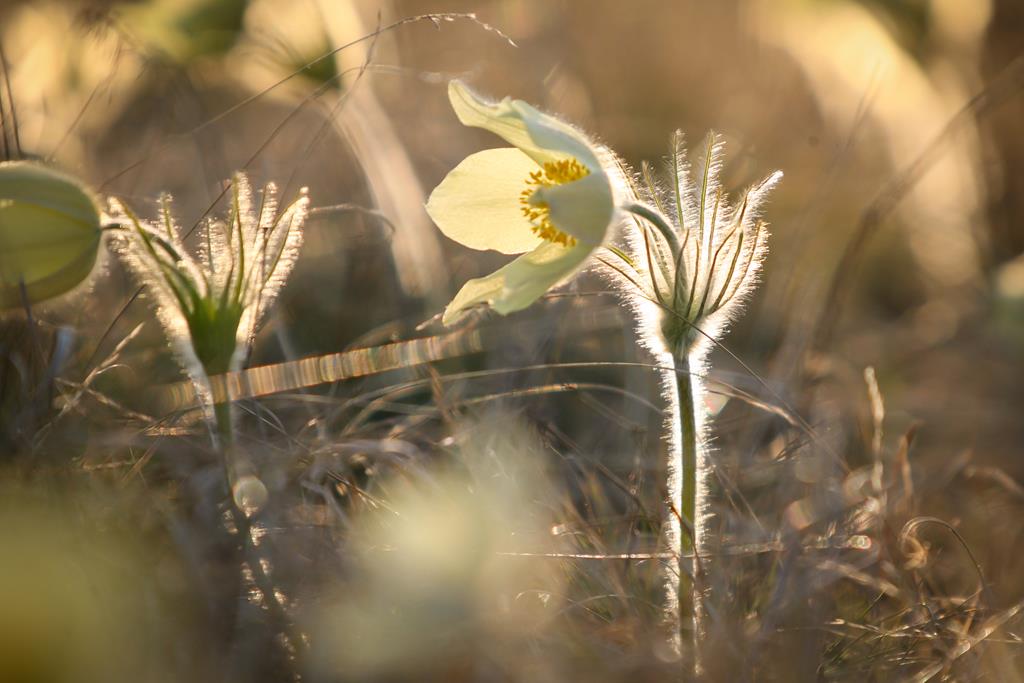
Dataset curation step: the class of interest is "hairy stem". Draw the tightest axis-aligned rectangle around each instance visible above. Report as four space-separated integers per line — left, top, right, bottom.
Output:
213 399 305 661
622 202 682 256
665 344 703 676
675 355 698 559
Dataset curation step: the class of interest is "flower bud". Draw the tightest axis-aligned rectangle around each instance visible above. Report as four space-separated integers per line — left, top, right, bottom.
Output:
0 161 102 309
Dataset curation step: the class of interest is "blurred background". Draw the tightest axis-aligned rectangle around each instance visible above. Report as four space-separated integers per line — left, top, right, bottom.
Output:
1 0 1023 680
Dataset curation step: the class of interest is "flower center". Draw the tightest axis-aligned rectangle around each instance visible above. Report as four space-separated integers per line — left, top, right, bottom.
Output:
519 158 590 247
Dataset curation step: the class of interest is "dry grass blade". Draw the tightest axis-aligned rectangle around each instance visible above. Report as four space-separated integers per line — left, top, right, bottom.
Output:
911 599 1024 683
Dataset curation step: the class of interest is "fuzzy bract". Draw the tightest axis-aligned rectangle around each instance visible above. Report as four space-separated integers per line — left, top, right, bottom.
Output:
611 132 781 358
110 175 308 382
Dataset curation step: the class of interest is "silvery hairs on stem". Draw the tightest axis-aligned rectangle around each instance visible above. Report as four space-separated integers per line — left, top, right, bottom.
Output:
108 174 309 409
602 131 782 362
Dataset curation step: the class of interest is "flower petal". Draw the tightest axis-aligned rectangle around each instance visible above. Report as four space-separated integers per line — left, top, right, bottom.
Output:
0 161 101 308
533 171 614 246
511 99 601 171
442 241 590 324
426 148 544 255
448 81 600 171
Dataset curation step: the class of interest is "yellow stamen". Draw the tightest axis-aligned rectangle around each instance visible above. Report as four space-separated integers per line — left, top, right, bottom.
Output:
519 158 590 247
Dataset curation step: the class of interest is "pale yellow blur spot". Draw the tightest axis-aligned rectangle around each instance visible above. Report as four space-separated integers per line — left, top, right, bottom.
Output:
752 0 987 289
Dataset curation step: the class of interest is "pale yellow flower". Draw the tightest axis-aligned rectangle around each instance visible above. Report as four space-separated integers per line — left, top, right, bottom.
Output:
427 81 614 324
0 162 102 309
